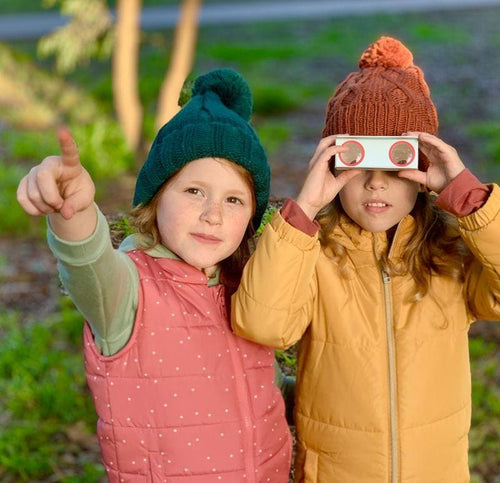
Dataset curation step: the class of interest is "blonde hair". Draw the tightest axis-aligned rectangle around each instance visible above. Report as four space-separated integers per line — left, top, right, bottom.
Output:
129 160 256 293
317 192 471 300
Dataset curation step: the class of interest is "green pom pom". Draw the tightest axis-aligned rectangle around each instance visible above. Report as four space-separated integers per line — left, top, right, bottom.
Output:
192 68 253 121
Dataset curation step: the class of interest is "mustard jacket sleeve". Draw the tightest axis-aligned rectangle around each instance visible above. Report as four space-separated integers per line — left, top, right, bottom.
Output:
231 210 321 349
458 183 500 321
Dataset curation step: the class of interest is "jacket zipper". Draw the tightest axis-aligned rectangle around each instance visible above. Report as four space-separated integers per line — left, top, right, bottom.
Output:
375 229 400 483
382 269 399 483
214 286 256 482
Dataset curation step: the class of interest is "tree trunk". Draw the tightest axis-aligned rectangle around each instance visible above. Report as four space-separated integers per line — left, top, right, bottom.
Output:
113 0 143 158
155 0 202 130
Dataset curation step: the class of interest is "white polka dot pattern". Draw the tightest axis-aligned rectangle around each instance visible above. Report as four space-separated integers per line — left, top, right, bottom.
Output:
84 250 292 481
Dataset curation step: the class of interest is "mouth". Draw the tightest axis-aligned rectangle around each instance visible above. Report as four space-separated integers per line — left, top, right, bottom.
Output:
364 201 390 208
363 200 391 212
191 233 222 244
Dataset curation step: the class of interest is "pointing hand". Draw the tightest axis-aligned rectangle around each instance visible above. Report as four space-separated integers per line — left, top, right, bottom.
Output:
17 127 95 220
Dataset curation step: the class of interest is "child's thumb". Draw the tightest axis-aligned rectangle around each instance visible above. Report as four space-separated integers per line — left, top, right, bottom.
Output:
58 180 95 220
59 200 75 220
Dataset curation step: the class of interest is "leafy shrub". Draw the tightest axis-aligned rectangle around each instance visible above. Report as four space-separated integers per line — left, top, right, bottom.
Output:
70 117 134 179
252 85 299 115
255 121 290 156
468 122 500 165
0 129 60 161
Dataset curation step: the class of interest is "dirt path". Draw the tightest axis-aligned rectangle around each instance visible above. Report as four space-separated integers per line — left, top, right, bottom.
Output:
0 237 59 316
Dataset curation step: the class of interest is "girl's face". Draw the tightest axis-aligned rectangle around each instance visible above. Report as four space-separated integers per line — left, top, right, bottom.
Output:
338 170 420 233
156 157 254 278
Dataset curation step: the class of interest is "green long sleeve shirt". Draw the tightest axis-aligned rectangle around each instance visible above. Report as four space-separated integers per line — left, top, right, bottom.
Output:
47 205 294 404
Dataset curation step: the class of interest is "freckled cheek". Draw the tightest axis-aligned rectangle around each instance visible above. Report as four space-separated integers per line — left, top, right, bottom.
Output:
224 211 251 239
156 211 191 244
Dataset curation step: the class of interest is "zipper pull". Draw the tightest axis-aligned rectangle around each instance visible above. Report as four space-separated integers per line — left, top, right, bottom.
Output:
382 270 391 284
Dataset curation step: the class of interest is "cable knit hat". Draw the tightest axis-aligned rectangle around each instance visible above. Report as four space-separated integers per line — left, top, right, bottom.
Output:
322 36 438 168
133 68 270 229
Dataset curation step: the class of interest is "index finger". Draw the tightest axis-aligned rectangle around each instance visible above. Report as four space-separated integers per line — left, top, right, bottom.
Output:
406 131 441 152
397 169 427 186
335 168 363 188
57 126 81 167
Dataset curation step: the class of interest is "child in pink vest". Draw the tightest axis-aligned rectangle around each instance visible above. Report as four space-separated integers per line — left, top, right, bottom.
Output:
17 69 293 482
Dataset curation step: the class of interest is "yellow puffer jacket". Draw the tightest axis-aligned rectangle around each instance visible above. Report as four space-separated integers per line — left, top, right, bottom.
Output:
232 185 500 483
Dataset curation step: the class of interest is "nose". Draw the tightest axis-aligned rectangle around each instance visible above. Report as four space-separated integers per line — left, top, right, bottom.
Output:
364 170 388 191
200 200 223 225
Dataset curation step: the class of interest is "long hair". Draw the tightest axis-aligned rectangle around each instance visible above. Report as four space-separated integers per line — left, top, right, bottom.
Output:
129 161 256 294
317 192 471 300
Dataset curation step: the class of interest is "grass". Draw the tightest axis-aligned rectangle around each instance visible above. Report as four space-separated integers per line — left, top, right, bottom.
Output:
0 295 498 481
469 336 500 480
0 299 105 481
1 3 500 481
0 161 40 236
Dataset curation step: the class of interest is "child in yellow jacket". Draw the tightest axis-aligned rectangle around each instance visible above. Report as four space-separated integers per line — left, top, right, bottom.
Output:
232 36 500 482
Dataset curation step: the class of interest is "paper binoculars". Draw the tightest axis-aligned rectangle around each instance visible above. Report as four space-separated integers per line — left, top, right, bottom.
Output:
334 136 419 170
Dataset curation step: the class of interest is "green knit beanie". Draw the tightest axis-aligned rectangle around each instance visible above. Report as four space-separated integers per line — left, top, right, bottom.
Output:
133 68 270 229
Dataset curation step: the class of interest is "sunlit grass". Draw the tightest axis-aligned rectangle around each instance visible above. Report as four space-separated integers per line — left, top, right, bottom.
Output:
0 299 105 481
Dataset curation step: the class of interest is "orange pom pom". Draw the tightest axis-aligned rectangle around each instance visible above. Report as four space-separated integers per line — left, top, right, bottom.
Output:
359 36 414 69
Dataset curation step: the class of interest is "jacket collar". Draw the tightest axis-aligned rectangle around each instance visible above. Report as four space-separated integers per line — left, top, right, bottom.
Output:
334 214 416 259
119 233 221 286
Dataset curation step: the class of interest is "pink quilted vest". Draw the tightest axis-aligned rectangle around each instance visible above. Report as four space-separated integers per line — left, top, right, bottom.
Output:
84 249 292 482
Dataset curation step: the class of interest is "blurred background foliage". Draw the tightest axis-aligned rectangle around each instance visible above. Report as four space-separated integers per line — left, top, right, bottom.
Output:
0 0 499 481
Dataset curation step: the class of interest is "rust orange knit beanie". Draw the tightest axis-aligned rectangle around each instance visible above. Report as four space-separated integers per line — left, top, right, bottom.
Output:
322 36 438 168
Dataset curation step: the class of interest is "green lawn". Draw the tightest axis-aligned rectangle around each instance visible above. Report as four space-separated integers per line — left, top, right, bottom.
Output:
1 3 500 481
